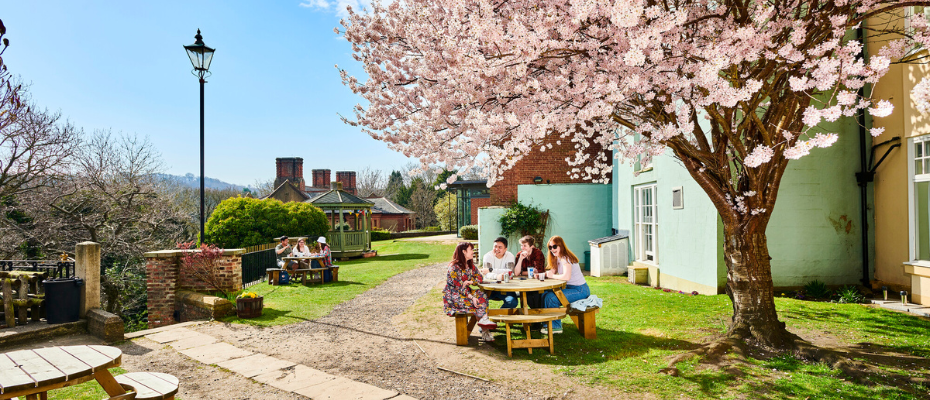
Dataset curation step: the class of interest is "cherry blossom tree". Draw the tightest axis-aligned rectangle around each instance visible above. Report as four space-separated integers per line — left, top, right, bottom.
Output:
337 0 930 355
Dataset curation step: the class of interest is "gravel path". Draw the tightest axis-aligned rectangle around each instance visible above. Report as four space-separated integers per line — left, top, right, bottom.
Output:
194 262 558 399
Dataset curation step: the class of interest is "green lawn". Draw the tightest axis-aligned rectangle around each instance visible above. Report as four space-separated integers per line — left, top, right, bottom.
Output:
45 368 129 400
223 240 455 326
470 276 930 399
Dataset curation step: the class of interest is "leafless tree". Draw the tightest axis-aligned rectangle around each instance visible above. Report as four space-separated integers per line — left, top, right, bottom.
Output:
356 166 385 197
249 178 275 198
0 130 190 317
0 24 78 200
164 182 244 227
409 179 438 228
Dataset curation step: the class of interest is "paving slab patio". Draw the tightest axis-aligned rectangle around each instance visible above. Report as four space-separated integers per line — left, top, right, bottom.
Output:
294 376 399 400
178 342 253 364
871 299 930 317
253 364 337 391
217 353 298 378
145 327 205 343
129 323 410 400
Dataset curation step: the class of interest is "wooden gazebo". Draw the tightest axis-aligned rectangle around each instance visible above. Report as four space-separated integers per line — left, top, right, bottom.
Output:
306 182 374 258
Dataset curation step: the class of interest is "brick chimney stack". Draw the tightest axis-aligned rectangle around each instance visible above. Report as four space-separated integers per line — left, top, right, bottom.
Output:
312 169 331 189
274 158 305 191
336 171 357 195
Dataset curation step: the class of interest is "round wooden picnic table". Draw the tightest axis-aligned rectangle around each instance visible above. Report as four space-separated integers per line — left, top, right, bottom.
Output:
0 345 126 399
477 278 568 316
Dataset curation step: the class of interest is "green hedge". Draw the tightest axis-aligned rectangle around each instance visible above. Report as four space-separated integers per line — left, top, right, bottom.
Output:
459 224 478 240
371 229 392 241
205 197 328 248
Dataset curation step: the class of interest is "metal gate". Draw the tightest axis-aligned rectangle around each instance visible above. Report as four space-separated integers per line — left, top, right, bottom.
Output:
240 243 276 288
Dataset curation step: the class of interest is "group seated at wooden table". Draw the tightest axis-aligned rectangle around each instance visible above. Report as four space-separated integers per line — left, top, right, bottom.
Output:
0 345 180 400
267 236 338 285
443 236 601 357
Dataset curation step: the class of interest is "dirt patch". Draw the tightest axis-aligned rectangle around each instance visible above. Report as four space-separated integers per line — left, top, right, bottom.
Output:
393 280 636 400
188 262 639 399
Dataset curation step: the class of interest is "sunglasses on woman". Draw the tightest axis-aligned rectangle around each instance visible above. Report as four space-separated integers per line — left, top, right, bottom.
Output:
548 244 559 250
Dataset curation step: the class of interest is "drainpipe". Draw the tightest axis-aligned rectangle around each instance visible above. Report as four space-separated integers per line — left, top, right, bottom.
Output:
855 23 902 287
856 25 871 288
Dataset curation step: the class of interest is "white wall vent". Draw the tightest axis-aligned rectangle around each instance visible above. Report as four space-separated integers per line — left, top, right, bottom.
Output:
672 186 684 209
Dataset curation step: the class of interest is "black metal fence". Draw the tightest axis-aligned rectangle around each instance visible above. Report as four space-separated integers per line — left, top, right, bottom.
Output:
0 260 74 279
241 243 276 288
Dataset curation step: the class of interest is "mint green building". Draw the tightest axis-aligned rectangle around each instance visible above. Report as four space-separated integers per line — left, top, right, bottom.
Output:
613 117 873 294
478 184 613 267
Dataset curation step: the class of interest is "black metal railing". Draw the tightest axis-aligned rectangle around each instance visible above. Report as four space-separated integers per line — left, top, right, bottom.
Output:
0 260 74 279
241 243 275 288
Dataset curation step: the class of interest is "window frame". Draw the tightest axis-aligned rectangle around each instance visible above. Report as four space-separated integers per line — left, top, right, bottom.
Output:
634 183 658 264
908 135 930 264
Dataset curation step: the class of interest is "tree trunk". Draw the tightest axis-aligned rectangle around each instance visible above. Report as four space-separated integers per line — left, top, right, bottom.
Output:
722 223 798 349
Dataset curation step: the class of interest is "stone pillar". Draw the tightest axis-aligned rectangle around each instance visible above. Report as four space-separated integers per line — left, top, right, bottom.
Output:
75 241 101 318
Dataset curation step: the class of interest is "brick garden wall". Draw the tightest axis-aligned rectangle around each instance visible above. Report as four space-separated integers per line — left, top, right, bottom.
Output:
144 249 243 328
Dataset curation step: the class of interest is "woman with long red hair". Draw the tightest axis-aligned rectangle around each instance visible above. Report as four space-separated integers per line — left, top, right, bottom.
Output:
443 242 498 342
542 235 590 334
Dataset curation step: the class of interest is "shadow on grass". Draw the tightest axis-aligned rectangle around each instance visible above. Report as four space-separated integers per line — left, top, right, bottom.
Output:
487 325 699 366
780 307 930 357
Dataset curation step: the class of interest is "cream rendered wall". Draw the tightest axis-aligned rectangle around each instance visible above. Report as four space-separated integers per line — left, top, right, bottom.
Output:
869 12 930 288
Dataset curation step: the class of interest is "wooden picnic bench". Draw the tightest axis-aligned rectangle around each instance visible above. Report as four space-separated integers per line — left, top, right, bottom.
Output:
568 306 600 339
489 311 566 357
115 372 179 400
0 345 179 400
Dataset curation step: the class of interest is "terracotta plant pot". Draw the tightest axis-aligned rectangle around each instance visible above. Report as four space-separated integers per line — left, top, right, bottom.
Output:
236 296 263 319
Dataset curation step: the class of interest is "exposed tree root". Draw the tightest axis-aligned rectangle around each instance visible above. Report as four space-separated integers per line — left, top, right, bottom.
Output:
662 329 929 392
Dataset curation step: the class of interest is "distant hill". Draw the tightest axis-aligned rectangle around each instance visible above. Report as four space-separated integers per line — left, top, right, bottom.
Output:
157 173 247 191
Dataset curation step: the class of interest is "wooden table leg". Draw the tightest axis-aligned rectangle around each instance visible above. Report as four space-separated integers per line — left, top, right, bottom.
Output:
505 323 513 357
548 321 555 354
525 322 533 355
520 292 529 315
554 289 569 307
94 370 128 397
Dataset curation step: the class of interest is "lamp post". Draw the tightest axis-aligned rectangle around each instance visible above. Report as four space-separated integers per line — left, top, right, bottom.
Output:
183 29 215 244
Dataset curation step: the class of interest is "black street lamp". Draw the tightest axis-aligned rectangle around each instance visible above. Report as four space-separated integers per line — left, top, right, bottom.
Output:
183 29 215 244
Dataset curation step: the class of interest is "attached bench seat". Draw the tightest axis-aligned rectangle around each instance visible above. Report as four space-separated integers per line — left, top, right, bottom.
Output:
115 372 179 400
568 306 600 339
453 312 478 345
490 312 566 357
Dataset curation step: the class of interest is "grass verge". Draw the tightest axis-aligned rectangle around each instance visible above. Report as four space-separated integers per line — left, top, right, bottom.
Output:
413 274 930 399
223 240 455 326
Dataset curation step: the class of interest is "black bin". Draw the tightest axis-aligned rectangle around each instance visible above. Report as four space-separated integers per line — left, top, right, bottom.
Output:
43 278 83 324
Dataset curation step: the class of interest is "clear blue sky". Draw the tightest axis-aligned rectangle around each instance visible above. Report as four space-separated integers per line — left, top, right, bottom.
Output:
3 1 412 186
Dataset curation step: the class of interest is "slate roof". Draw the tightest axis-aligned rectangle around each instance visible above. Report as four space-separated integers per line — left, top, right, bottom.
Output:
261 180 336 202
366 197 415 215
306 189 374 205
262 180 310 201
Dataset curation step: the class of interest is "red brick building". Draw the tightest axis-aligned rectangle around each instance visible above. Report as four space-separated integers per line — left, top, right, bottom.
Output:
450 135 611 228
366 197 415 232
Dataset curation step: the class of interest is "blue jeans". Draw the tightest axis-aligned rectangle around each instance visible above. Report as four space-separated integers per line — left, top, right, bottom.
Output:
488 291 518 309
543 283 590 330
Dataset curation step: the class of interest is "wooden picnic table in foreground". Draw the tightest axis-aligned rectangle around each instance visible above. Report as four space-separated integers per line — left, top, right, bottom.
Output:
1 345 125 399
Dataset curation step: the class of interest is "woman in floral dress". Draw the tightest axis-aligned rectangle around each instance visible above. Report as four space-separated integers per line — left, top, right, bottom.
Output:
443 242 498 342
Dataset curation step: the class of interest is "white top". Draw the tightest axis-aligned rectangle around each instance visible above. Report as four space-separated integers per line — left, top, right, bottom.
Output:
555 258 587 286
291 245 313 257
481 250 516 281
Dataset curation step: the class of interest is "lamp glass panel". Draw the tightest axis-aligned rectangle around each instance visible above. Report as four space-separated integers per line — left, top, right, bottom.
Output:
186 48 203 69
201 50 214 71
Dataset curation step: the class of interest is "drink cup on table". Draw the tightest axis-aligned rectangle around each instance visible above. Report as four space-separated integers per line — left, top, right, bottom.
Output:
528 267 535 279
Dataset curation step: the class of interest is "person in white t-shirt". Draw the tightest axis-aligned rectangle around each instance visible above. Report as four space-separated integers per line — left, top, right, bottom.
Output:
480 237 518 308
